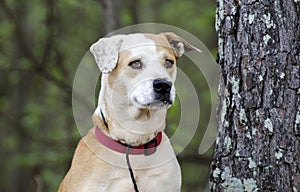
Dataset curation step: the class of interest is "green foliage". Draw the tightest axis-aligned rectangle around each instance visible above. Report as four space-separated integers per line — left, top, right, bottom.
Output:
0 0 217 191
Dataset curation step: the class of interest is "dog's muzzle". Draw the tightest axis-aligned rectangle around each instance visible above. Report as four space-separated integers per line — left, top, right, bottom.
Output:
153 79 173 104
130 78 175 109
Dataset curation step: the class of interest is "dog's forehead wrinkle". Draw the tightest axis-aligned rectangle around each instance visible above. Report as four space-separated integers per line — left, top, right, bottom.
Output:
128 51 147 60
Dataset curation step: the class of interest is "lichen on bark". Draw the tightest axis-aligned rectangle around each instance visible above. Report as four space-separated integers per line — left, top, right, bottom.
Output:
210 0 300 191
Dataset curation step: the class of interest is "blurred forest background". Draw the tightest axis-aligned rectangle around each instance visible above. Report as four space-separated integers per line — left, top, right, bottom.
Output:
0 0 217 191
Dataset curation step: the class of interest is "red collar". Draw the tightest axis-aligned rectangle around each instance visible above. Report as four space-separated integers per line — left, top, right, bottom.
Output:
94 126 162 156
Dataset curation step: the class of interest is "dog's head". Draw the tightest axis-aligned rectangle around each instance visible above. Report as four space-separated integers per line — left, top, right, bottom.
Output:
90 32 201 110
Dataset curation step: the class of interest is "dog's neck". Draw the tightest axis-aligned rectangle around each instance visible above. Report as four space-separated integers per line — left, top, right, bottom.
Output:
93 79 167 146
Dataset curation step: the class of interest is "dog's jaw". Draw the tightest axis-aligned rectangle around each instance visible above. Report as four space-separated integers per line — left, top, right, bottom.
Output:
104 104 167 146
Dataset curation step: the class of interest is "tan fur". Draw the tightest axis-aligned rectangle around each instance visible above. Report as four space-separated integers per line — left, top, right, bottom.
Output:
58 127 181 192
59 33 200 192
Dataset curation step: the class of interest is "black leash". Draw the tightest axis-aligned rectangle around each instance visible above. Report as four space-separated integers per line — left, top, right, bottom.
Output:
100 109 139 192
126 146 140 192
100 109 109 128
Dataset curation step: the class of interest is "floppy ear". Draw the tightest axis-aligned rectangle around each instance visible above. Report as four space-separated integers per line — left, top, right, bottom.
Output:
90 35 125 73
162 32 201 58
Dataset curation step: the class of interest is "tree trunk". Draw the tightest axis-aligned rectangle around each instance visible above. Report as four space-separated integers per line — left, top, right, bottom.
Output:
130 0 139 24
99 0 118 33
210 0 300 191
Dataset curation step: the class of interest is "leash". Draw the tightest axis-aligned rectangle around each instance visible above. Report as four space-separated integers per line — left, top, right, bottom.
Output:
100 109 140 191
100 109 109 128
126 146 140 192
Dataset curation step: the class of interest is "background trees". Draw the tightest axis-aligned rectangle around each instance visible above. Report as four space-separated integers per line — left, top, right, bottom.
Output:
210 0 300 191
0 0 216 191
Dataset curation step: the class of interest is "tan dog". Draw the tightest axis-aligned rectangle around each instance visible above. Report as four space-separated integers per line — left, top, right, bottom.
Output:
58 32 200 192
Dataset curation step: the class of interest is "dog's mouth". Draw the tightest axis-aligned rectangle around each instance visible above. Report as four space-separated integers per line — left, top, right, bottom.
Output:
149 98 173 108
132 97 173 109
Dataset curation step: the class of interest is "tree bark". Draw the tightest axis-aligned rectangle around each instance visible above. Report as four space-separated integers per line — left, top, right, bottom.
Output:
210 0 300 191
130 0 139 24
99 0 118 33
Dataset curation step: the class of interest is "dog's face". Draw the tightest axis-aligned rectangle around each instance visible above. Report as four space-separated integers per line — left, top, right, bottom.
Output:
117 34 177 110
90 33 200 111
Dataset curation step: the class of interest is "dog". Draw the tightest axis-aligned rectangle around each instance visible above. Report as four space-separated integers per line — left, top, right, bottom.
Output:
58 32 200 192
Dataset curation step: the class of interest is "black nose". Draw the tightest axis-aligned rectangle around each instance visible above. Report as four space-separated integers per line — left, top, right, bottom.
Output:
153 79 172 94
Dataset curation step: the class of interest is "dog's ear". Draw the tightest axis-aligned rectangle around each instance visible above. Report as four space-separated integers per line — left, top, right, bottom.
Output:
162 32 201 58
90 35 125 73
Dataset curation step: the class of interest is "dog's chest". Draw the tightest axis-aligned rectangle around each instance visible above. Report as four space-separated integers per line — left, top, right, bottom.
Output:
96 171 177 192
85 160 181 192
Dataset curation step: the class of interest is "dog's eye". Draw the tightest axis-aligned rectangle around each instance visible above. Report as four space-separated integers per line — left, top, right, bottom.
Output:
165 59 174 68
129 60 143 69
